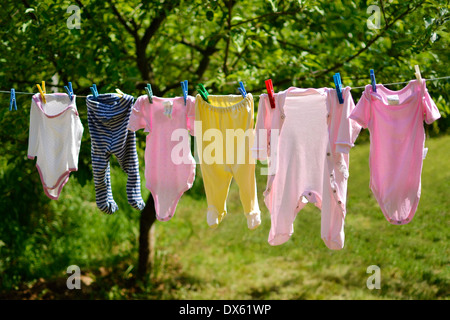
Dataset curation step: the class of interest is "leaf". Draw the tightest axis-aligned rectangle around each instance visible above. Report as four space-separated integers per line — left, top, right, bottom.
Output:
430 32 438 43
267 0 277 12
206 10 214 21
252 40 262 48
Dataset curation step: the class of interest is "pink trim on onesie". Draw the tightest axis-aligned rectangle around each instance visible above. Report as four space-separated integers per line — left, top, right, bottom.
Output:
33 93 79 117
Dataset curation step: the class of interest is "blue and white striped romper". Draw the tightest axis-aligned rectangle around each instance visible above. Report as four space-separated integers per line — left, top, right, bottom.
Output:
86 93 145 214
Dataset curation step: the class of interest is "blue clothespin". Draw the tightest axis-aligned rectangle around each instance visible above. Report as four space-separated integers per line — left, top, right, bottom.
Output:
333 73 344 104
64 82 74 101
9 89 17 111
90 83 99 99
181 80 188 105
238 81 247 98
145 83 153 103
370 69 377 92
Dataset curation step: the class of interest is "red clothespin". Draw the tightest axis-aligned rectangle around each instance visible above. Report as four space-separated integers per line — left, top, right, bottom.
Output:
265 79 275 109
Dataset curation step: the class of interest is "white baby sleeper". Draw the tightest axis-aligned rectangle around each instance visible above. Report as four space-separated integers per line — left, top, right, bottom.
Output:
28 93 84 199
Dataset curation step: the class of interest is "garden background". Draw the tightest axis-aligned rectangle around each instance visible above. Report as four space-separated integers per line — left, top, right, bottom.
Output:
0 0 449 299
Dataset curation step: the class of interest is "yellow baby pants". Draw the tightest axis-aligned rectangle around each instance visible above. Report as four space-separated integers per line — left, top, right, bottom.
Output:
194 93 261 229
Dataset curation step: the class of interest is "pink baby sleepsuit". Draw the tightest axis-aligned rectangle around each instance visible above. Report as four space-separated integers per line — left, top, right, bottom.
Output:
349 80 440 224
128 95 196 221
253 87 361 249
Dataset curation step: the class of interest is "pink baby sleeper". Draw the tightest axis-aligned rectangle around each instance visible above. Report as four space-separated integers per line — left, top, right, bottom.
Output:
349 80 440 225
128 95 196 221
253 87 361 250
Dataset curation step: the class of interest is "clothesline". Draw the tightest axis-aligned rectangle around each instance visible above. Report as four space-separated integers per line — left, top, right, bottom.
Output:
1 76 449 98
350 76 450 89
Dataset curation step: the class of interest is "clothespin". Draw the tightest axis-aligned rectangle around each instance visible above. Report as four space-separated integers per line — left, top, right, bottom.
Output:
333 73 344 104
9 89 17 111
64 82 74 101
370 69 377 93
90 84 99 99
115 88 124 98
145 83 153 103
36 81 47 104
197 83 209 103
181 80 188 106
265 79 275 109
414 65 423 84
238 81 247 98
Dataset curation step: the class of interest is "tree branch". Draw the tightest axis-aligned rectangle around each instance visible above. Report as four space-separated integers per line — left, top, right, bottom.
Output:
222 1 235 76
230 44 249 71
379 0 389 26
230 9 299 28
161 33 207 53
250 2 426 94
109 2 138 40
141 1 181 48
312 1 426 77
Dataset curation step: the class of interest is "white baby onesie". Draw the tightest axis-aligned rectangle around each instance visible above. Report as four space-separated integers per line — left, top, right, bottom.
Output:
28 93 84 199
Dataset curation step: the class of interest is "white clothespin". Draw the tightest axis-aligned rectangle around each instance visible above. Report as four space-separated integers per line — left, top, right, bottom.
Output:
414 65 423 84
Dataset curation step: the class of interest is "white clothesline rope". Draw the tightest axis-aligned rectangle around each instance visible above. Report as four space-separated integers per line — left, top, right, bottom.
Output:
1 76 450 98
350 76 450 89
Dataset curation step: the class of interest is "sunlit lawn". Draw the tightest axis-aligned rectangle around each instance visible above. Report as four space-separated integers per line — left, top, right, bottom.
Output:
1 135 448 300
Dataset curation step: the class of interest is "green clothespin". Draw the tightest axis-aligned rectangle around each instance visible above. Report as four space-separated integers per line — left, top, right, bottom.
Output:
145 83 153 103
197 83 209 103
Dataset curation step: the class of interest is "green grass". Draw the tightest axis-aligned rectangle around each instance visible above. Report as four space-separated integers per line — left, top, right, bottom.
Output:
0 135 449 299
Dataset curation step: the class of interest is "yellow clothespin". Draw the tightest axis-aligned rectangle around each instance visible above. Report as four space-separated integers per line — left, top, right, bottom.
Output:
414 65 423 84
115 88 124 98
36 81 47 104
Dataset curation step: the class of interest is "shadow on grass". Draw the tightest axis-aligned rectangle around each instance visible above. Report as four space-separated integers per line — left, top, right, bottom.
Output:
0 252 204 300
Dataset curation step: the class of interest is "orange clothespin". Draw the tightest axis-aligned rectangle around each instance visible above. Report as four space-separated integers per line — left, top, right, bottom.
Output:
36 81 46 104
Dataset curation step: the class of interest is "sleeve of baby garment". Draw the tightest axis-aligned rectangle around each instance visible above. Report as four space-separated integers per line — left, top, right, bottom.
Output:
349 86 371 129
186 95 196 136
252 95 268 161
335 89 362 154
27 98 39 160
128 96 148 132
421 82 441 124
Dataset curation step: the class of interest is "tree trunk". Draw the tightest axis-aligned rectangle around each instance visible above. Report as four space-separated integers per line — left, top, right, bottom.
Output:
137 193 156 280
